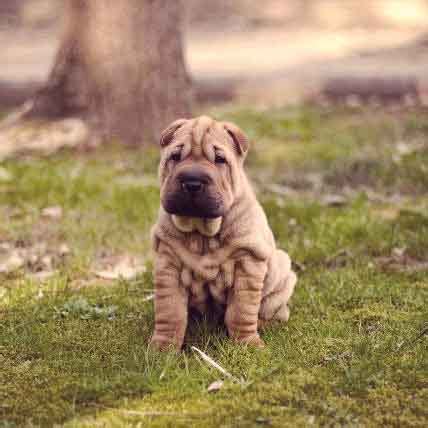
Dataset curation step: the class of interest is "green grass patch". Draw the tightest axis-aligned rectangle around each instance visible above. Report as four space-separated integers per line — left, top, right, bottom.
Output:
0 106 427 426
213 107 428 193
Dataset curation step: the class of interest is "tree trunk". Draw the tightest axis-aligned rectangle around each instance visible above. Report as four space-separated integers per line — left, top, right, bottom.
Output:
29 0 192 145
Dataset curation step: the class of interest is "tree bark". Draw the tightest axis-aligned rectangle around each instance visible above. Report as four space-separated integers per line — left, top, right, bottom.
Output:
29 0 192 145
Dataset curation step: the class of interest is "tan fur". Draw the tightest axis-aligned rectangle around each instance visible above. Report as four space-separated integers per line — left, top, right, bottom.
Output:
151 116 297 350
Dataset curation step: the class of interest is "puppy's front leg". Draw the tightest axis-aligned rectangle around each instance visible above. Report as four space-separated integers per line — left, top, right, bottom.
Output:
225 255 267 347
151 242 188 351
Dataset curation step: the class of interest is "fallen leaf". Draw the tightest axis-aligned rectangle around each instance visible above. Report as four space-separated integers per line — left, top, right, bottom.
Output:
41 206 63 219
0 238 72 278
321 194 347 207
59 243 71 256
0 242 12 251
207 380 224 392
0 252 25 273
392 247 406 258
143 293 155 302
28 253 39 265
41 255 53 269
93 255 146 280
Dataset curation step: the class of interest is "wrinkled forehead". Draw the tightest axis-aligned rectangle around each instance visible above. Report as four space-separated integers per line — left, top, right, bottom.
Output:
169 118 231 159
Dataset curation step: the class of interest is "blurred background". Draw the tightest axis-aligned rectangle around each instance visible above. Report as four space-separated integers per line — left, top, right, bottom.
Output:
2 0 428 112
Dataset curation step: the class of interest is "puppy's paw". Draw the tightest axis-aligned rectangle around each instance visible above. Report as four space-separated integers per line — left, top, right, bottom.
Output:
235 334 265 348
149 335 181 352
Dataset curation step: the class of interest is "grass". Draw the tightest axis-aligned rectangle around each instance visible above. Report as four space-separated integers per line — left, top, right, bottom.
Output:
0 106 427 427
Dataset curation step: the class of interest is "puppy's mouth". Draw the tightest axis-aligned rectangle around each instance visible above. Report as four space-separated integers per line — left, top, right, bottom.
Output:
162 190 224 219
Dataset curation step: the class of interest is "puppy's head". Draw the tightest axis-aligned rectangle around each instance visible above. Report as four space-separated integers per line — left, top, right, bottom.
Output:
158 116 249 219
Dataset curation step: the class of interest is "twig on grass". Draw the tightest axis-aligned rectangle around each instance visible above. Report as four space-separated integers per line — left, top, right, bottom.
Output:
191 346 240 383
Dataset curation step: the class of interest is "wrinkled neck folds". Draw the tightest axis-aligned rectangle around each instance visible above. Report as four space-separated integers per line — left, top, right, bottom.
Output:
171 215 222 237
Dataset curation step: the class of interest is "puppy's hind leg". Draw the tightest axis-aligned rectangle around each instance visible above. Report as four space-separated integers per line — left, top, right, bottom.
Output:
259 250 297 329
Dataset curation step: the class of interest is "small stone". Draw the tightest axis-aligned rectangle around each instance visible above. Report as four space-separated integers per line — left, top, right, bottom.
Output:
59 243 71 256
0 252 25 273
41 206 63 219
392 247 406 258
207 380 224 392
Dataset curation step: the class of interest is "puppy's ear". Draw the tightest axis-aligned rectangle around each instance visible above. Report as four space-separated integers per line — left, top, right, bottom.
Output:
223 122 250 156
160 119 187 147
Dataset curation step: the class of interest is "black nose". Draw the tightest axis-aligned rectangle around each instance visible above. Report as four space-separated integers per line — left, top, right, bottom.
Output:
178 169 211 194
182 180 203 193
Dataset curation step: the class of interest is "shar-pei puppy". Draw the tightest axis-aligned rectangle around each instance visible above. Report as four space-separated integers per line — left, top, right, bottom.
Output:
151 116 296 350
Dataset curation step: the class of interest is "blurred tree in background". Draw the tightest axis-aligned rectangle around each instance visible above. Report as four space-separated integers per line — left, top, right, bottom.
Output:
26 0 192 145
2 0 428 146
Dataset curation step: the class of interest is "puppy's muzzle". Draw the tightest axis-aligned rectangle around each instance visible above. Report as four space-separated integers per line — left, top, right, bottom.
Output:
178 170 211 195
182 180 203 193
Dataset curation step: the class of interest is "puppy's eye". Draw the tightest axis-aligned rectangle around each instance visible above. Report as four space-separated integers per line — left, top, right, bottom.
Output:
215 153 226 164
170 152 181 162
